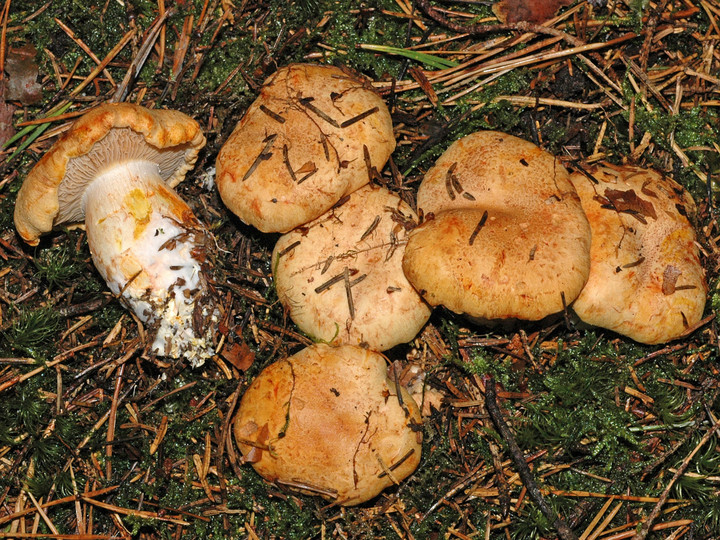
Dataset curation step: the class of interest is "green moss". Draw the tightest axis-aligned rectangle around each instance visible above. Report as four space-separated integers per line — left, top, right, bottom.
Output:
2 305 61 358
321 0 416 78
33 244 84 290
11 0 133 83
517 338 641 471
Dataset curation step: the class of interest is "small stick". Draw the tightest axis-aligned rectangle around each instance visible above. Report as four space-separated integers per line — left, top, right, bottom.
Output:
282 144 297 182
314 272 345 294
469 211 488 245
450 174 463 195
299 97 339 127
111 9 172 102
275 479 338 499
485 376 578 540
276 240 301 258
631 421 720 540
54 18 116 85
106 363 126 480
81 497 189 525
622 257 646 269
26 491 60 536
445 166 457 200
297 163 318 184
260 104 286 123
343 266 355 319
320 255 334 275
340 106 379 128
360 215 381 242
375 454 400 485
363 144 380 182
332 194 351 209
242 134 277 181
0 486 118 527
378 449 415 478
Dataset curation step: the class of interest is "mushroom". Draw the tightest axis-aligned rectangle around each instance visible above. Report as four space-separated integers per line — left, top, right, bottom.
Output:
272 184 431 351
233 343 423 506
215 63 395 233
402 131 592 321
14 103 217 365
568 163 707 344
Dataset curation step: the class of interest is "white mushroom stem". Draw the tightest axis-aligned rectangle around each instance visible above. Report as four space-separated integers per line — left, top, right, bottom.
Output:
83 160 218 366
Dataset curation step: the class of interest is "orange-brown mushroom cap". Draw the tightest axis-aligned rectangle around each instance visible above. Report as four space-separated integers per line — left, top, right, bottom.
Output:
233 344 423 506
272 184 431 351
14 103 205 245
402 131 591 321
215 63 395 233
569 163 707 344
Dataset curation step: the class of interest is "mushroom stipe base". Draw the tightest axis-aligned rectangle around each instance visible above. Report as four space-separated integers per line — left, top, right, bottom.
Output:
84 162 218 365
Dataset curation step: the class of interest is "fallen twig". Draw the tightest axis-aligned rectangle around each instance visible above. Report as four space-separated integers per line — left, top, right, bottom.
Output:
631 420 720 540
485 376 578 540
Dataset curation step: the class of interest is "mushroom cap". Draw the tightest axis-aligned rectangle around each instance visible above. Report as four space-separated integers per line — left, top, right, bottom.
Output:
233 343 423 506
14 103 206 245
215 63 395 233
272 184 431 350
569 163 707 344
403 131 591 320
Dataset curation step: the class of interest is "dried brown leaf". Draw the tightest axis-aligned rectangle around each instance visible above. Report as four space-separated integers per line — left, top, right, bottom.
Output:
0 99 16 147
662 265 682 295
295 161 317 174
221 340 255 371
492 0 573 24
4 45 42 105
604 188 657 220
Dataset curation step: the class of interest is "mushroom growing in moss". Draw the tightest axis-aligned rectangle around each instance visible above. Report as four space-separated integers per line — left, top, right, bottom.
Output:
233 343 423 506
14 103 217 365
402 131 592 322
272 184 431 351
216 63 395 233
569 163 707 344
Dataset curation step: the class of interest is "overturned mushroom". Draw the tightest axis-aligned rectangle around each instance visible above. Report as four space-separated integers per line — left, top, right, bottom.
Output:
569 163 707 344
233 343 423 506
216 63 395 233
403 131 591 322
272 184 431 351
14 103 217 365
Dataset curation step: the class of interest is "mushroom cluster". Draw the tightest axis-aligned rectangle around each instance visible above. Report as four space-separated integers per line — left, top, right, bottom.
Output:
14 103 218 366
400 132 706 342
214 63 428 504
403 131 592 323
14 62 708 509
216 66 706 503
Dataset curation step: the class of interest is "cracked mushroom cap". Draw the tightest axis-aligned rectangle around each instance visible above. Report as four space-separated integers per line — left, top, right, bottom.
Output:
215 63 395 233
402 131 591 321
233 343 423 506
569 163 707 344
272 184 431 351
14 103 205 245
